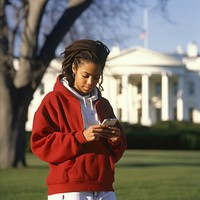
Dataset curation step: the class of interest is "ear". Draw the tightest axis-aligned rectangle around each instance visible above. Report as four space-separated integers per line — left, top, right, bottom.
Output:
72 63 76 74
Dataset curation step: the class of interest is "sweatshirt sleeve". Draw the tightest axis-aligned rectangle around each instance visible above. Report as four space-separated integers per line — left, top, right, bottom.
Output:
30 93 87 164
96 98 127 163
107 122 127 163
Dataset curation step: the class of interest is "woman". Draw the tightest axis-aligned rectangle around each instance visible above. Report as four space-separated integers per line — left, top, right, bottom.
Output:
31 39 127 200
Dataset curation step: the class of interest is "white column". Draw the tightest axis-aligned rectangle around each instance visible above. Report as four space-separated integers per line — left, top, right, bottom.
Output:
102 75 109 99
132 84 138 124
128 79 135 124
109 77 118 115
177 75 185 121
103 75 118 115
141 74 151 125
161 73 169 121
121 75 129 122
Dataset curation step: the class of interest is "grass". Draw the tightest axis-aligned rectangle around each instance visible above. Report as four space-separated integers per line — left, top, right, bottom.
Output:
1 150 200 200
115 150 200 200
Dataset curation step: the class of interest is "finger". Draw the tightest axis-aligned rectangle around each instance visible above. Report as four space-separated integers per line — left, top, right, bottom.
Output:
107 127 119 131
93 127 109 133
104 130 121 138
108 127 121 136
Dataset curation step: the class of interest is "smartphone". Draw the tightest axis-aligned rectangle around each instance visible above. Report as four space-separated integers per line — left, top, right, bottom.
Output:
101 118 117 126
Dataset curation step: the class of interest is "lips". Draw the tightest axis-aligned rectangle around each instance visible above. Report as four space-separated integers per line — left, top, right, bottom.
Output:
84 87 93 95
84 87 92 91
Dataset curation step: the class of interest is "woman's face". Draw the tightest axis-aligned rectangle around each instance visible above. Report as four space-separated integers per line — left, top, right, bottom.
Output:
72 61 102 96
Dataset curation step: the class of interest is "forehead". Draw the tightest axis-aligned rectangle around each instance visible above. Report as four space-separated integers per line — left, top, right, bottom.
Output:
78 61 102 74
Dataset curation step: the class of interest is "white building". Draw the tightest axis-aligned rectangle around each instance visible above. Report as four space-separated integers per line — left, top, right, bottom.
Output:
103 43 200 126
26 43 200 130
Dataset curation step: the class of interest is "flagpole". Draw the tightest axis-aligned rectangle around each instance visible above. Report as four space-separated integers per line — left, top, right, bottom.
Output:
143 8 148 48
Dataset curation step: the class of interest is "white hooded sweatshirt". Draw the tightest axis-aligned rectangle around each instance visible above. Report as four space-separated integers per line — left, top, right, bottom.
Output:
61 77 100 129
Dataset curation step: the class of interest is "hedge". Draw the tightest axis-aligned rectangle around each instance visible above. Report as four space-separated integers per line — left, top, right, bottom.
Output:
26 121 200 151
122 121 200 150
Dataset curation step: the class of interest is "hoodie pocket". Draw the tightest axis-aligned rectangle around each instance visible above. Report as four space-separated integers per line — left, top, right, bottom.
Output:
69 153 114 182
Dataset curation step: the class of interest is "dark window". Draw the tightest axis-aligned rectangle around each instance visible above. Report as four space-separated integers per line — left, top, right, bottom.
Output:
155 82 161 96
173 107 177 120
188 81 195 95
137 83 141 94
156 108 161 122
172 82 178 96
138 108 142 124
117 78 122 94
189 107 193 122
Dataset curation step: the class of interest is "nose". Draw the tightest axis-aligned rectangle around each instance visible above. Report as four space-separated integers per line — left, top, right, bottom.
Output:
87 76 93 85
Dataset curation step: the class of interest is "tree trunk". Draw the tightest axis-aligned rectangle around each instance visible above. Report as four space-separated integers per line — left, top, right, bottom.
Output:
12 84 34 167
0 69 33 168
0 0 15 168
0 0 93 168
0 72 14 168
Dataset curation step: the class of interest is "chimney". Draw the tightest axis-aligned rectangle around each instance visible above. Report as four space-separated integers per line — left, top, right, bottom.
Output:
187 42 198 57
109 45 120 57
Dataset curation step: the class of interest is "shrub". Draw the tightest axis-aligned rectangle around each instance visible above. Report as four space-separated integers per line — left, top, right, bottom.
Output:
122 121 200 150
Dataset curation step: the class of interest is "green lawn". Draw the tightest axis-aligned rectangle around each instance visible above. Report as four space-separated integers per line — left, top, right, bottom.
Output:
1 150 200 200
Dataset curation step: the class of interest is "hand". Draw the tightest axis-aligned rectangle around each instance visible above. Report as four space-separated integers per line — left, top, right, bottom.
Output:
83 125 121 143
100 126 121 143
83 125 110 142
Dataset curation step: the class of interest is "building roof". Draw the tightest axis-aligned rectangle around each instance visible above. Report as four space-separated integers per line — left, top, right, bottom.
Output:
107 46 185 68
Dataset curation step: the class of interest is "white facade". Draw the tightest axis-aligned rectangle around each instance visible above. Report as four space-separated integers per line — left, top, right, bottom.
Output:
103 45 200 126
26 44 200 130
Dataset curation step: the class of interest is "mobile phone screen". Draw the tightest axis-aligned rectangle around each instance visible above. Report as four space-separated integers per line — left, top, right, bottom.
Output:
102 118 117 126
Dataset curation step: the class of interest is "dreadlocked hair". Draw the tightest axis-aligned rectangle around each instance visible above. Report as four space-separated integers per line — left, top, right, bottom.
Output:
61 39 110 91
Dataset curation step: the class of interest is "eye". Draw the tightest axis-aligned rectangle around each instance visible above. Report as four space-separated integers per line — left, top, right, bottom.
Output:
81 73 100 80
82 74 89 78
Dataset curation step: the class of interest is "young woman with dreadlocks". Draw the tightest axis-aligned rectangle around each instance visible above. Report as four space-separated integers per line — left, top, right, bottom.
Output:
31 39 127 200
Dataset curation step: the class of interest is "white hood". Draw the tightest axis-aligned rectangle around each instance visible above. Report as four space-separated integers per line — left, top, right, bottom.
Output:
61 77 100 129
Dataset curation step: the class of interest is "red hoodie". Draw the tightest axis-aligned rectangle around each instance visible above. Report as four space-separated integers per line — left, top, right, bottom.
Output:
31 75 127 195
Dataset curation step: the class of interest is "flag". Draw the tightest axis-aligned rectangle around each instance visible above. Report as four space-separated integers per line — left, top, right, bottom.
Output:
140 30 147 40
